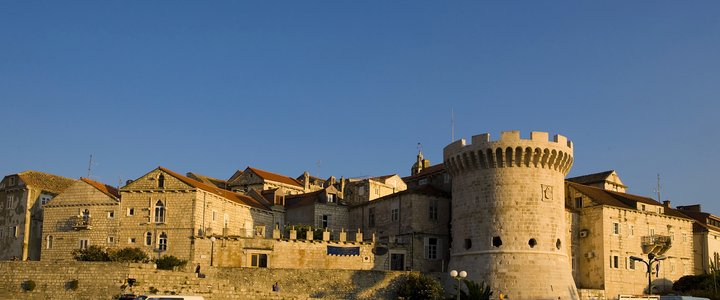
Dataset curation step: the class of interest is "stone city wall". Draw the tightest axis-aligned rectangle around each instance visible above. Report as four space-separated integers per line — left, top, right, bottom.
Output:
0 261 409 300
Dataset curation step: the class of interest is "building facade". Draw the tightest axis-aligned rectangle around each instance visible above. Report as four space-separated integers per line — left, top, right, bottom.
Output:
41 178 120 261
0 171 75 261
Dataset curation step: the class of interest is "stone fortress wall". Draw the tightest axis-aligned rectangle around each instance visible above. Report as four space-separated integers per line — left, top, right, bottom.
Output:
444 131 577 299
0 261 408 300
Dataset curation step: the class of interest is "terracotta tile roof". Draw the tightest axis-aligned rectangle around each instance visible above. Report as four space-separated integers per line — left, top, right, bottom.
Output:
567 170 625 187
187 172 228 189
158 167 269 210
284 190 324 208
403 164 446 181
227 170 244 184
81 177 120 199
246 167 303 187
567 182 690 219
16 171 76 194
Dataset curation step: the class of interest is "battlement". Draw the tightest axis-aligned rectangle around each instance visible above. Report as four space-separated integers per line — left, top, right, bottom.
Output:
443 130 574 176
445 131 573 153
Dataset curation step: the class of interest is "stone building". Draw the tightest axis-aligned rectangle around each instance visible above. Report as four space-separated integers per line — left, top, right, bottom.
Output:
444 131 577 300
403 163 450 194
284 186 347 238
41 178 120 261
227 167 305 195
567 170 628 193
349 186 450 272
0 171 75 261
343 174 406 206
118 167 274 265
675 204 720 275
567 179 694 297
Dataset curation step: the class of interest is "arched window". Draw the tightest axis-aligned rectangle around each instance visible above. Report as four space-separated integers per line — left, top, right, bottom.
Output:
158 174 165 188
145 232 152 246
158 232 167 251
154 200 165 223
47 235 53 249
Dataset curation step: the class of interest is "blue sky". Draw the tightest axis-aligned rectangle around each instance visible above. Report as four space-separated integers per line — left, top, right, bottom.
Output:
1 2 719 212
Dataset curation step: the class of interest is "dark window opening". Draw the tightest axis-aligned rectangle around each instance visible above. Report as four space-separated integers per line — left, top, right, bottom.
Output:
492 236 502 247
556 239 561 250
158 174 165 188
529 238 537 248
464 239 472 250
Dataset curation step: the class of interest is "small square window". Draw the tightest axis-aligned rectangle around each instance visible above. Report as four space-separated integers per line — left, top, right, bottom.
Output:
129 238 136 244
108 236 115 243
107 211 115 219
127 208 135 216
613 223 620 235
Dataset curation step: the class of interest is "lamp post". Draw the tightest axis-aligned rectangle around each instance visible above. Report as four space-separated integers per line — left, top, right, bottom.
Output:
210 236 216 267
450 269 467 300
630 253 667 295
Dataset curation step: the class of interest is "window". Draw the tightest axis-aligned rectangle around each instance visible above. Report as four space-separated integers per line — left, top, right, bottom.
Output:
375 187 380 195
424 238 439 260
145 232 152 246
127 208 135 216
649 228 655 236
321 215 330 228
158 232 167 251
6 195 14 209
108 236 115 244
14 226 18 237
368 208 376 227
158 174 165 188
154 200 165 223
391 208 399 222
429 200 439 221
327 194 335 203
613 223 620 235
224 214 229 228
418 178 428 186
212 210 217 222
641 204 646 211
629 225 634 236
47 235 53 249
610 255 619 268
251 253 268 268
8 177 16 186
79 239 89 250
107 211 115 219
629 258 636 269
41 196 51 206
575 197 582 208
129 238 136 244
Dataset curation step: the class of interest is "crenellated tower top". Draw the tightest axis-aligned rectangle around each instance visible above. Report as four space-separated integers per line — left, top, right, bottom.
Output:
443 130 574 177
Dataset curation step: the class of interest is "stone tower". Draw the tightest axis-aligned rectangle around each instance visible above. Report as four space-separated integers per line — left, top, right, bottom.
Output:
443 131 577 299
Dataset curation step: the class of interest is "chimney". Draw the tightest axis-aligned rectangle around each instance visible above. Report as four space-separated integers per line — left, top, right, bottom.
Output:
663 200 671 208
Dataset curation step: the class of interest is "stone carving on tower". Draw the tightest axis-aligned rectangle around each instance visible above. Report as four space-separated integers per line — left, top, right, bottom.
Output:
444 131 577 299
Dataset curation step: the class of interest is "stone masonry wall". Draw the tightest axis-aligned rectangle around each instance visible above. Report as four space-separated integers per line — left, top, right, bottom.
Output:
0 261 409 300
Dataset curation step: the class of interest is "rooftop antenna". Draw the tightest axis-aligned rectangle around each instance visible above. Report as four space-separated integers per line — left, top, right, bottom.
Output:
417 142 422 154
316 160 322 178
451 107 455 142
655 173 662 201
87 154 93 178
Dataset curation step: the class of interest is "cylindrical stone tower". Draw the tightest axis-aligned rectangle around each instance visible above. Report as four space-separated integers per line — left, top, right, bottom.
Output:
444 131 577 300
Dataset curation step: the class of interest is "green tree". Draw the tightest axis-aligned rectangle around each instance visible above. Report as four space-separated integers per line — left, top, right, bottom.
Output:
72 245 109 261
155 255 187 270
108 247 149 263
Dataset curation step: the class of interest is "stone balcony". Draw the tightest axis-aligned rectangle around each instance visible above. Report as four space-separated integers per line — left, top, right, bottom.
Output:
641 235 672 255
72 216 92 230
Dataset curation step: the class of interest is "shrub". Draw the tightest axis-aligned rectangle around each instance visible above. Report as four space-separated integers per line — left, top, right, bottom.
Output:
67 279 79 291
395 273 444 300
459 279 492 300
22 280 36 292
109 247 150 263
155 255 187 270
72 245 110 261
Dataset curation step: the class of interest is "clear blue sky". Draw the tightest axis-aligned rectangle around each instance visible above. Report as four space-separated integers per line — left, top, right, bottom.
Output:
1 2 719 212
